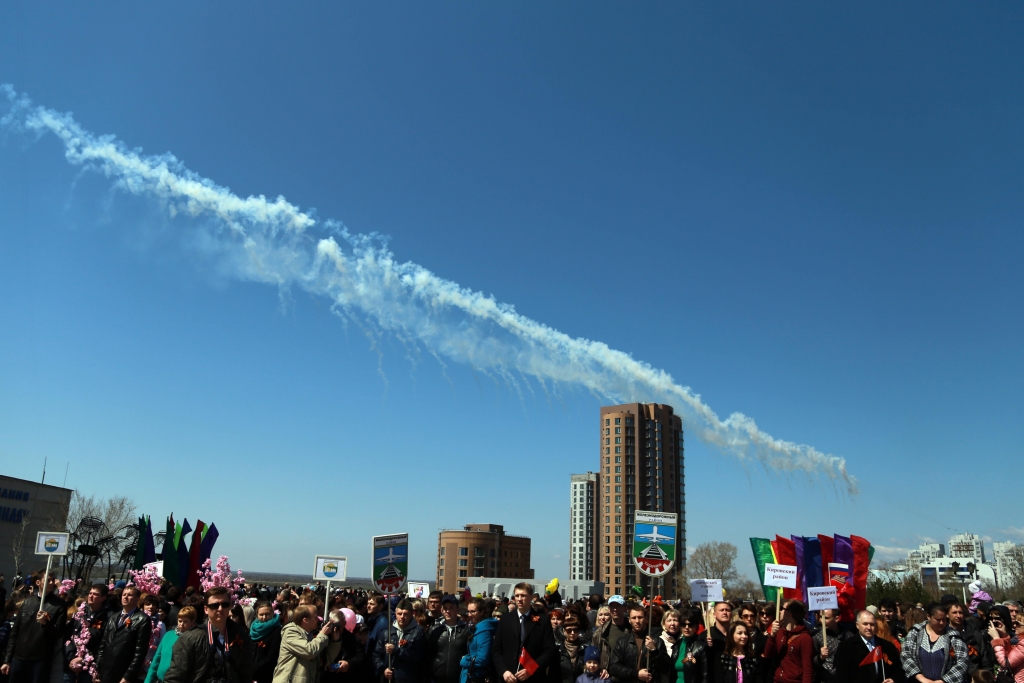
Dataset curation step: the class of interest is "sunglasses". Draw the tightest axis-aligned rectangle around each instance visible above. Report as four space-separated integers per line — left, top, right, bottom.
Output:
207 601 231 610
564 627 579 633
683 622 700 628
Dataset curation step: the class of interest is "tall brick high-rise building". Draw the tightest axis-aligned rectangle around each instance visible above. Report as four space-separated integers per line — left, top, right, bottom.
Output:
595 403 685 596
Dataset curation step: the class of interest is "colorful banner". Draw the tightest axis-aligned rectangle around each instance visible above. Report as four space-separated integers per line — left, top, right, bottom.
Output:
632 510 677 577
749 538 779 602
372 533 408 594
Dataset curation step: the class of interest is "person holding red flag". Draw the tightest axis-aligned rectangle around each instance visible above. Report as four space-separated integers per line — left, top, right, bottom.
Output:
833 611 903 683
492 583 558 683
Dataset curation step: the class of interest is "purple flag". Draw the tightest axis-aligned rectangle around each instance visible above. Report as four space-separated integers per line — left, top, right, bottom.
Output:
791 535 806 600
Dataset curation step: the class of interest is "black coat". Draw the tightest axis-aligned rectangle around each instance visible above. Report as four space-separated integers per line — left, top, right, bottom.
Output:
558 641 587 683
609 632 657 683
323 628 367 683
833 637 904 683
711 653 761 683
163 621 255 683
491 609 558 683
251 621 282 683
97 610 152 683
63 607 109 672
3 592 67 663
428 622 471 683
653 635 709 683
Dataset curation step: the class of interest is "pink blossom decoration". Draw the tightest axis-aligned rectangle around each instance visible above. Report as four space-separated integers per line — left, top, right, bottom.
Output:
198 556 245 603
66 601 98 677
58 579 80 597
127 565 163 595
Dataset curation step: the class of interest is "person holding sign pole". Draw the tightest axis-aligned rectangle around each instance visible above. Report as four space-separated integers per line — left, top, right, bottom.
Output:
608 605 658 683
763 601 813 683
373 600 426 683
1 569 66 683
832 611 903 683
812 610 852 683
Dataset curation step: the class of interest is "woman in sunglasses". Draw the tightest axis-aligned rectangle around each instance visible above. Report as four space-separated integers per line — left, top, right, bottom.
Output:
989 604 1024 683
652 608 707 683
560 616 593 683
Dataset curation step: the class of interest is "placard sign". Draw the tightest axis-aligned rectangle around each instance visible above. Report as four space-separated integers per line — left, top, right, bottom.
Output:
314 555 348 582
807 586 839 610
35 531 70 556
407 581 430 598
372 533 408 594
689 578 723 602
632 510 678 577
143 561 164 576
763 563 798 588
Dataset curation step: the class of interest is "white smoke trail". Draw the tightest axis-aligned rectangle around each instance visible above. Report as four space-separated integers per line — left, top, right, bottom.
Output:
1 85 857 494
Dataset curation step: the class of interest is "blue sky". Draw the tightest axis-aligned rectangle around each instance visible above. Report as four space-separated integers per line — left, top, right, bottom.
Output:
1 3 1022 584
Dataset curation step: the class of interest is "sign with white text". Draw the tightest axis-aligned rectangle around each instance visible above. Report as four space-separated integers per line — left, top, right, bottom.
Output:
372 534 408 594
763 563 798 588
689 578 723 602
632 510 678 577
807 586 839 610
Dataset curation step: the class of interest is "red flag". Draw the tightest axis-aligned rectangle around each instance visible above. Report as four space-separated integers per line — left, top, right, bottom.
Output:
851 535 871 612
817 535 835 570
860 647 883 667
518 648 539 676
773 535 801 600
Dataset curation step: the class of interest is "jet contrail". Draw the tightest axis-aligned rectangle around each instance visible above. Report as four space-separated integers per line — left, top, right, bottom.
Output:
1 85 857 494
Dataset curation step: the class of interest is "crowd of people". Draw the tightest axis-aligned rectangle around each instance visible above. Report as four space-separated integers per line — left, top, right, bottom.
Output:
0 570 1022 683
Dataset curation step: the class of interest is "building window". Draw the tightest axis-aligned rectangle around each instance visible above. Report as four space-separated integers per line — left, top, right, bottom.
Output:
459 559 468 567
475 547 484 557
440 548 445 556
490 549 496 557
615 418 621 424
440 558 444 566
458 580 466 588
439 569 444 576
605 419 609 426
459 570 467 577
459 547 468 556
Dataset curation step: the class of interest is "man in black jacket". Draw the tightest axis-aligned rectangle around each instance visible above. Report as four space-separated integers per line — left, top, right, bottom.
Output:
64 584 111 682
1 569 67 683
162 587 254 683
833 611 903 683
428 595 470 683
96 585 151 683
608 605 657 683
492 583 558 683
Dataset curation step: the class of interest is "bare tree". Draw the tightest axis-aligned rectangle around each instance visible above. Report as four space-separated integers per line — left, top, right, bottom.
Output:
686 541 741 587
11 511 32 576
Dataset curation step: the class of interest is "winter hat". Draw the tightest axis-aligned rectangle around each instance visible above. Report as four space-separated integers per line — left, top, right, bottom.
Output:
584 646 601 663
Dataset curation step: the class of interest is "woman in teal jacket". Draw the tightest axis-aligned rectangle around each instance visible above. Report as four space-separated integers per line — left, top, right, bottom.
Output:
461 598 498 683
144 606 196 683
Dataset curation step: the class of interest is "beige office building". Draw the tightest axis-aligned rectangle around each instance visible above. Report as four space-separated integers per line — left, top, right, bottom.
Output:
0 474 72 581
436 524 532 594
595 403 685 596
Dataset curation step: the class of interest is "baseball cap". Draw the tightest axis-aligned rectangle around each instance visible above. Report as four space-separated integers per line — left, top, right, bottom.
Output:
441 594 459 605
608 595 625 606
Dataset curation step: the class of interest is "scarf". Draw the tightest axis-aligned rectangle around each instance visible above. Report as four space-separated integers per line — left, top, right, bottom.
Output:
250 614 280 642
564 639 582 663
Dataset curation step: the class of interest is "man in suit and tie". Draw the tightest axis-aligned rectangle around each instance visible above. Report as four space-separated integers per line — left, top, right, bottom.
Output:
95 585 152 683
834 611 904 683
492 583 558 683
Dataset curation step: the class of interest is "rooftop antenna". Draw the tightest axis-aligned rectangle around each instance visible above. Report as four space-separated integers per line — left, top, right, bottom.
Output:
63 462 69 487
41 456 47 484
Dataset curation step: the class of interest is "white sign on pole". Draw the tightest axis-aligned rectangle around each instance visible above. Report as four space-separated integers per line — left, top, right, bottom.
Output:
689 579 723 603
763 563 798 588
807 586 839 611
314 556 348 582
407 582 430 598
35 532 70 556
143 561 164 575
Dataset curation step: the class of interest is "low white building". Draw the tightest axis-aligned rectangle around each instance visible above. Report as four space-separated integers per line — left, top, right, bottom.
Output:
466 576 604 601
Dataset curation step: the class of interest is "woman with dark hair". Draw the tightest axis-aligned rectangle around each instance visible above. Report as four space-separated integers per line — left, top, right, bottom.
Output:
990 605 1024 683
713 622 759 683
559 616 589 683
551 609 566 644
250 600 282 683
653 608 707 683
460 598 498 683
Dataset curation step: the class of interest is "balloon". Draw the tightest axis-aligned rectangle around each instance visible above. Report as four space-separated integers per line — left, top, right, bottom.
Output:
340 607 357 632
546 578 559 595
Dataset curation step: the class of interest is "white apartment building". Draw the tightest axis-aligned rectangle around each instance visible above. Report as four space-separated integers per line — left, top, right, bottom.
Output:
948 533 986 562
569 472 597 581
